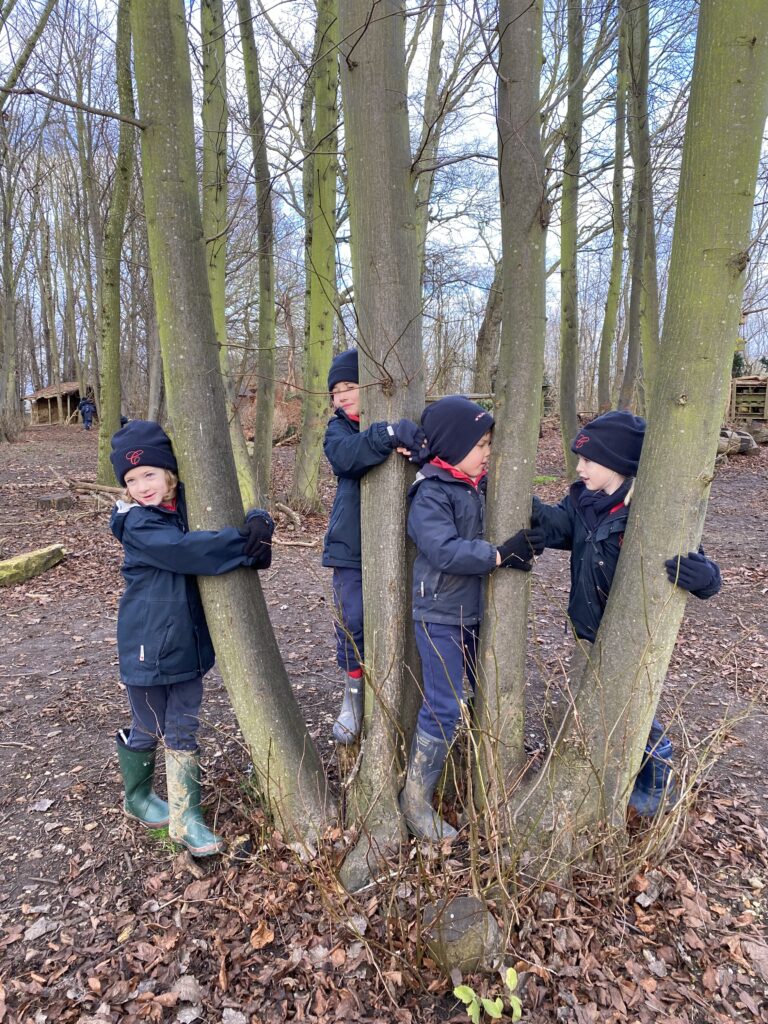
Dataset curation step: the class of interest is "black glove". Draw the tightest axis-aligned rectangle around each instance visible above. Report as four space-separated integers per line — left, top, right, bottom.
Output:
240 509 274 569
664 550 721 597
389 418 428 459
497 527 546 570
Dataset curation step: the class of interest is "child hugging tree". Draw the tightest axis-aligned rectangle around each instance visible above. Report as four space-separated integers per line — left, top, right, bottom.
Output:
109 420 274 856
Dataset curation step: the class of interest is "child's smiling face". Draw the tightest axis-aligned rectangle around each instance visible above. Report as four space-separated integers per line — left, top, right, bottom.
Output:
331 381 360 418
576 456 625 494
454 431 492 479
124 465 173 506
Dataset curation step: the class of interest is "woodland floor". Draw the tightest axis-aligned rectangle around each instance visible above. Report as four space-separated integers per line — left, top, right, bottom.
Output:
0 421 767 1024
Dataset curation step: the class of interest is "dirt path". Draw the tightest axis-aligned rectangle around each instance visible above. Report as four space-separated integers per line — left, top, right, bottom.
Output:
1 424 766 1024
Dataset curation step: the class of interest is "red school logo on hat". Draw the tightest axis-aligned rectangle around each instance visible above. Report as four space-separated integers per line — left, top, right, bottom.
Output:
574 434 588 449
126 449 144 465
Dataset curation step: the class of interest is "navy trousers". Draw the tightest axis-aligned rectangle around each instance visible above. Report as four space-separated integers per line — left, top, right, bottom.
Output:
123 677 203 751
332 567 364 673
415 622 478 742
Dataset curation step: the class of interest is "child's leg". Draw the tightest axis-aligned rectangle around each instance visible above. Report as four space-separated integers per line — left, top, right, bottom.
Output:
415 622 469 744
332 567 364 671
163 677 204 750
124 684 170 750
162 677 224 856
331 567 365 742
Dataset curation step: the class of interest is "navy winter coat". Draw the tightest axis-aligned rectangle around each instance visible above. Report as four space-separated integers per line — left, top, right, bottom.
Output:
408 464 498 626
532 481 720 643
322 409 396 568
110 489 255 686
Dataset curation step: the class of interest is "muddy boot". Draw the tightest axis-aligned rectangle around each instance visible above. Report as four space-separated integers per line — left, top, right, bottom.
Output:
116 732 169 828
332 673 364 744
165 749 225 857
399 727 458 841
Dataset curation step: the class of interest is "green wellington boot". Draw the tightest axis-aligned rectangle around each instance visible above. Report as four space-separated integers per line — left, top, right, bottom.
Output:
399 727 458 841
116 732 169 828
165 749 226 857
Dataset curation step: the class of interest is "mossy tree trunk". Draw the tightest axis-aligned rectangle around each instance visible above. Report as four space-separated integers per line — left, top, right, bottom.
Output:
512 0 768 875
558 0 583 476
97 0 135 483
597 13 627 413
291 0 339 511
131 0 335 839
474 0 548 828
337 0 425 891
237 0 277 507
202 0 257 509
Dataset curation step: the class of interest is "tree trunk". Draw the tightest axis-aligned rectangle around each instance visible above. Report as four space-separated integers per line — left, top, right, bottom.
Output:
413 0 445 280
618 0 650 411
202 0 258 509
237 0 277 507
291 0 339 511
0 0 58 114
558 0 583 475
473 260 503 395
474 0 548 825
97 0 135 483
131 0 334 839
337 0 425 891
514 0 768 875
597 14 627 413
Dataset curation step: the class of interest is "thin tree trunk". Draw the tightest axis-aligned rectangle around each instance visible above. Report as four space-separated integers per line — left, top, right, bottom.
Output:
202 0 257 508
514 0 768 875
618 0 649 410
559 0 584 477
597 13 627 413
413 0 445 280
337 0 425 891
97 0 135 482
131 0 334 838
473 259 503 394
0 0 58 114
475 0 548 827
237 0 277 506
291 0 339 511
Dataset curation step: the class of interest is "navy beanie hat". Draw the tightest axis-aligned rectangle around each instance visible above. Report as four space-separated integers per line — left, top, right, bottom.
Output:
110 419 178 486
421 396 495 466
328 349 359 392
571 410 646 477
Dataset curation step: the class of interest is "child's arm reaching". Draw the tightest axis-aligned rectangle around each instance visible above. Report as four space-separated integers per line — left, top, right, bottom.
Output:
121 510 272 576
496 527 546 571
664 549 721 599
531 495 575 551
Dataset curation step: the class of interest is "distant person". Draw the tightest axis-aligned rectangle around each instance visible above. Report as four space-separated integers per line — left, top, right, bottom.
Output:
528 410 722 813
401 396 544 840
78 395 96 430
109 420 274 856
322 348 425 744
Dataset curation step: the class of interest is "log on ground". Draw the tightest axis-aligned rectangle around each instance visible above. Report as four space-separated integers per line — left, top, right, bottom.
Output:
0 545 66 586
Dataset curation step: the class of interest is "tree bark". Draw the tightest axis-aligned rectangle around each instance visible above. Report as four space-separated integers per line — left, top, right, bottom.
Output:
97 0 135 483
514 0 768 875
473 260 503 395
474 0 548 827
237 0 277 507
337 0 425 890
291 0 339 511
559 0 584 476
597 13 627 413
131 0 334 839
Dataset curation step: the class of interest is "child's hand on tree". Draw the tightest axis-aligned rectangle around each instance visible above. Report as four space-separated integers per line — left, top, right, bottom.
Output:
664 550 721 598
497 527 546 570
389 419 429 462
240 509 275 569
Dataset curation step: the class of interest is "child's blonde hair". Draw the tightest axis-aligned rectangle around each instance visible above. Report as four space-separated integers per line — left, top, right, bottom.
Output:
122 470 178 505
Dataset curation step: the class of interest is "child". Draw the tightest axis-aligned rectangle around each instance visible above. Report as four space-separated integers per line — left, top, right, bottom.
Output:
109 420 274 856
79 394 96 430
527 410 721 812
322 348 426 743
401 395 541 840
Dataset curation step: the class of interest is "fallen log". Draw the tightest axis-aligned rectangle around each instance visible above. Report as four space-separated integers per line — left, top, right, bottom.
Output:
0 544 66 587
36 493 75 511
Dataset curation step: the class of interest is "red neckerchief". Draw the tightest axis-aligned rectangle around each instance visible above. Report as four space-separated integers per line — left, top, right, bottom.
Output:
160 499 177 511
346 412 360 422
430 456 485 489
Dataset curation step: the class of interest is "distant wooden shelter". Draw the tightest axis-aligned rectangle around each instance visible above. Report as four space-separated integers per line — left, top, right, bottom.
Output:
24 382 90 425
729 375 768 423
